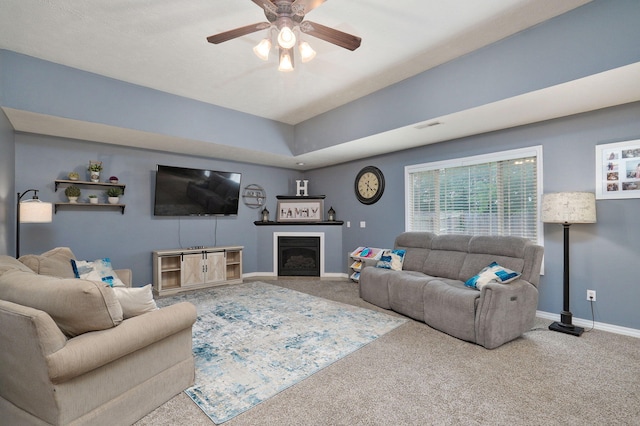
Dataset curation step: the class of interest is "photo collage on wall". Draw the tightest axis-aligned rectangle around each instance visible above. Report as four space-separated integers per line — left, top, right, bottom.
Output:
596 140 640 199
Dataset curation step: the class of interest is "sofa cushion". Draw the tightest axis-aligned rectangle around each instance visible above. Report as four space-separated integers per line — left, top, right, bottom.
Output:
395 232 434 271
423 279 479 343
0 270 123 337
431 234 473 251
421 235 472 279
388 273 430 321
376 249 406 270
468 235 528 258
18 247 77 278
71 258 126 287
423 250 467 280
112 284 158 318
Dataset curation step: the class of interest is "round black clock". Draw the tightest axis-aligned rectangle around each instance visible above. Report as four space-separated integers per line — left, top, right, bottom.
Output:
355 166 385 204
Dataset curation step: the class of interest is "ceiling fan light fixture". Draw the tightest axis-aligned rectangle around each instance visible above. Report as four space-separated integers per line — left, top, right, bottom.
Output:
298 41 316 63
253 38 272 61
278 48 294 72
277 25 296 49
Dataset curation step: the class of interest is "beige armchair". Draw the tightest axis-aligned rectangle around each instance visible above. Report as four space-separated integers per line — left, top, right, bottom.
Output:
0 251 196 425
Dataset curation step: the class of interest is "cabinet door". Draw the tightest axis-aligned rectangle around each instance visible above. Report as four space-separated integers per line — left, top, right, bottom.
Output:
182 253 205 286
204 251 226 283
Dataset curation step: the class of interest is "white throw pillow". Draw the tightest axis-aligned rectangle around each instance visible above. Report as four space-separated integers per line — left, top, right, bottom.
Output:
112 284 158 319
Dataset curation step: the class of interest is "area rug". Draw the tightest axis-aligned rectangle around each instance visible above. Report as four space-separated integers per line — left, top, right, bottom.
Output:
156 281 407 424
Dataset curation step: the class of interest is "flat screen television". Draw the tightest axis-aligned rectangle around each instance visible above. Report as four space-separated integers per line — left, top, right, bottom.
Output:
153 165 242 216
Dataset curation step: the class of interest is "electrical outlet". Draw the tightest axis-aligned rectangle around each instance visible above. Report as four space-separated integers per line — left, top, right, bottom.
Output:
587 290 596 302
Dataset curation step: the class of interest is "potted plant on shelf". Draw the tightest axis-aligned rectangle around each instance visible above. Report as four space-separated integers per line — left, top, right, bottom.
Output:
88 194 99 204
88 161 103 182
109 176 119 184
68 171 80 181
64 185 81 203
106 187 122 204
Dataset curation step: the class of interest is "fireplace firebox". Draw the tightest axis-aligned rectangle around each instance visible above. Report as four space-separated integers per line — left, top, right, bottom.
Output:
278 236 321 276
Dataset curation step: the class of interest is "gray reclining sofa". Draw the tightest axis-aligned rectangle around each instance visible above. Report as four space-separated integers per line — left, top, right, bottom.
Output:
359 232 544 349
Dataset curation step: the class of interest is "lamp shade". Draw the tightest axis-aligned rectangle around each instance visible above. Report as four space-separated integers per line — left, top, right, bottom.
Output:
541 192 596 224
253 38 272 61
19 199 53 223
278 48 294 72
298 41 316 63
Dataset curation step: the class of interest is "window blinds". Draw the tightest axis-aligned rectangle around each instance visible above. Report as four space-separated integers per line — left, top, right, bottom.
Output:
407 155 538 241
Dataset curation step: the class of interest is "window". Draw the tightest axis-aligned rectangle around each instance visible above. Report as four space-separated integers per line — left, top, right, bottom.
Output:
405 146 543 243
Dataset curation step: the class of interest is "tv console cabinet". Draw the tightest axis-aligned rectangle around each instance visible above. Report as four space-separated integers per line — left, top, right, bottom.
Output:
152 246 243 296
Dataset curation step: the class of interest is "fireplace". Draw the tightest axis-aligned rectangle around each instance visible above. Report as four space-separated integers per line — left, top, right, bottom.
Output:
277 235 321 276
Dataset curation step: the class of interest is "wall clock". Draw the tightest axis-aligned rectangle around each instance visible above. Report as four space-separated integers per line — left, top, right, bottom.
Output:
355 166 385 204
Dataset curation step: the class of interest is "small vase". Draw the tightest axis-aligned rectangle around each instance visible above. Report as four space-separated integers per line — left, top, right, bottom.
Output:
68 197 78 203
108 197 119 204
89 198 98 204
90 171 100 182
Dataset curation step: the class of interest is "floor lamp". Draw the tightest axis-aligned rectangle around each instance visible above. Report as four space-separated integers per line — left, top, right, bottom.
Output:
541 192 596 336
17 189 53 258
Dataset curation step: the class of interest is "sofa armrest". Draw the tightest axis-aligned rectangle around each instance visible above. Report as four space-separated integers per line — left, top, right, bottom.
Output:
46 302 196 383
115 268 132 287
475 280 538 349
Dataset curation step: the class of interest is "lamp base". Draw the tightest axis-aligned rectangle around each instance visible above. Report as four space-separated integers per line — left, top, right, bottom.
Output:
549 321 584 336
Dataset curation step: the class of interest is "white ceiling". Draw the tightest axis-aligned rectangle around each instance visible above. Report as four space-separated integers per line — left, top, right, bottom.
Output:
3 0 638 170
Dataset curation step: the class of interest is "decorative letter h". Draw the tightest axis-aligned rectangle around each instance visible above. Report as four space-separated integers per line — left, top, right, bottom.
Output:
296 180 309 196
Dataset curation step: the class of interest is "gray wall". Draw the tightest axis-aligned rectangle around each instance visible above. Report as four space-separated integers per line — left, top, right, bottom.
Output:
1 50 294 157
305 102 640 330
15 133 302 284
0 108 14 255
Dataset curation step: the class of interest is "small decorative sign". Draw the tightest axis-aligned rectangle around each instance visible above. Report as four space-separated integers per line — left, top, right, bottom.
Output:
277 198 323 222
296 179 309 196
595 139 640 199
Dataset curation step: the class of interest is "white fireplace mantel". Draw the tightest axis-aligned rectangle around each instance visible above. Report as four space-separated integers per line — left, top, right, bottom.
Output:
250 225 344 278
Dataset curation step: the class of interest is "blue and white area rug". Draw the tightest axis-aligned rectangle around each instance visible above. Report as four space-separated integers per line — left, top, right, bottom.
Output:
157 281 407 424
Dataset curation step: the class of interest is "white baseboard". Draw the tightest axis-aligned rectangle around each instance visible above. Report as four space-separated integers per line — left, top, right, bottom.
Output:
323 272 349 279
536 310 640 339
242 272 349 279
243 272 276 278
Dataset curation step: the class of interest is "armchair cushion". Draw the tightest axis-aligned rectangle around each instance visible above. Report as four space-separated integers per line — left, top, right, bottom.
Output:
0 270 123 337
18 247 77 278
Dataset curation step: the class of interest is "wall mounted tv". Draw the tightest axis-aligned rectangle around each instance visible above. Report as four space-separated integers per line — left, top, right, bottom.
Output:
153 165 242 216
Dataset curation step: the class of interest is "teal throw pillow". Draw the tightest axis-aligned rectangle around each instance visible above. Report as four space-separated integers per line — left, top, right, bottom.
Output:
376 249 406 271
71 258 126 287
465 261 521 290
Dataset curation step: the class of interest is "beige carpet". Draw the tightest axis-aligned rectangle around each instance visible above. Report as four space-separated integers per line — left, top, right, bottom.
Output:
136 278 640 425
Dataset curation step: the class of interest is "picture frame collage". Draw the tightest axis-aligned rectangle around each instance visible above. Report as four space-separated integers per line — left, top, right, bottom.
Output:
595 139 640 200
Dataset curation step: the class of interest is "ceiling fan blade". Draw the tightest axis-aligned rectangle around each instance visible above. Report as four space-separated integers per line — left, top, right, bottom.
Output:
292 0 327 16
300 21 361 51
207 22 271 44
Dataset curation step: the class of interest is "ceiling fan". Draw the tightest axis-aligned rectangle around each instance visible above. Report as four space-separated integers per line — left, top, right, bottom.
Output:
207 0 361 71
